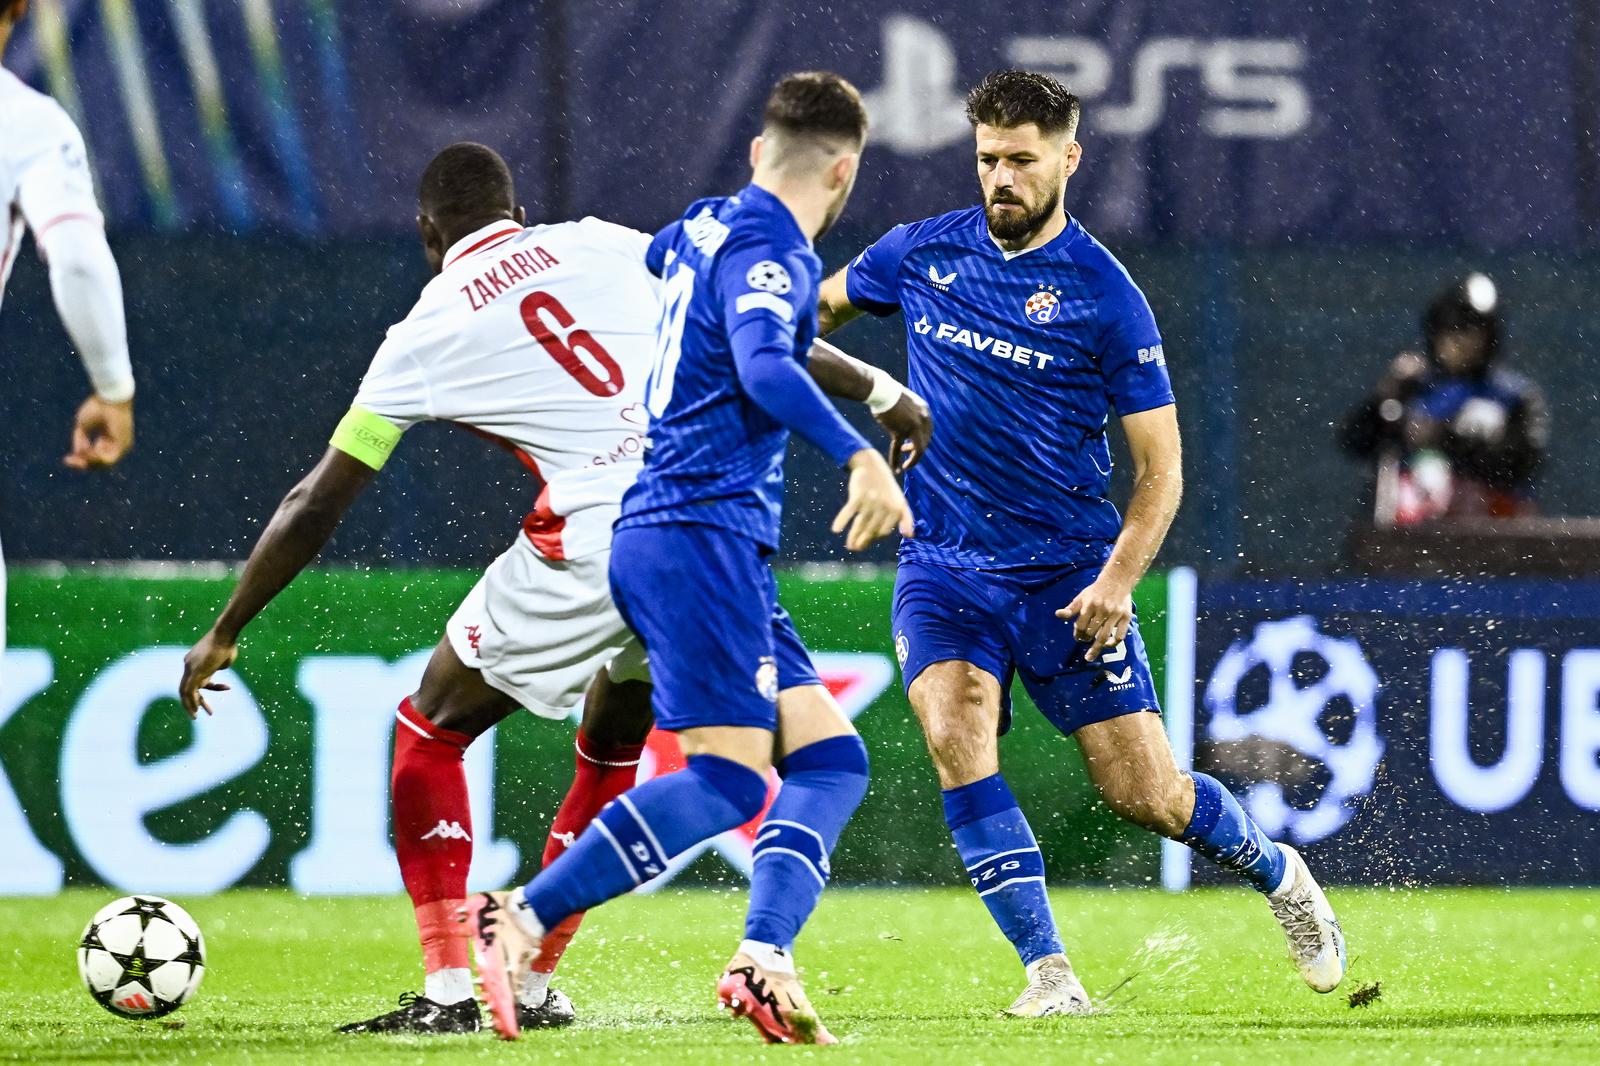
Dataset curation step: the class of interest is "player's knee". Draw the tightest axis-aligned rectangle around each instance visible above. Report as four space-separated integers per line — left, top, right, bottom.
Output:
779 733 870 780
920 713 993 781
687 753 769 823
581 677 653 747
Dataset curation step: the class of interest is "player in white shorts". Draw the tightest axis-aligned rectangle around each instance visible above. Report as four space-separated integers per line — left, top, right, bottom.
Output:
2 0 138 673
177 142 929 1035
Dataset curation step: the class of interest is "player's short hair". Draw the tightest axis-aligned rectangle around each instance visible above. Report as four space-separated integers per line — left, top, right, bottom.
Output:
965 70 1081 140
417 142 515 228
762 71 869 151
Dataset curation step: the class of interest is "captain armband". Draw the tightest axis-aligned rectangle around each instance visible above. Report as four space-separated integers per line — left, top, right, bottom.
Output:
329 406 404 470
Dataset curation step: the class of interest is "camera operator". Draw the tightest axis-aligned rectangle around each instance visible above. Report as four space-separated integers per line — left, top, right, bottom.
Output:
1341 273 1548 525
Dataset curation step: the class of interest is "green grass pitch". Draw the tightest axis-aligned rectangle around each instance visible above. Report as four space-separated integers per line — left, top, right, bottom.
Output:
3 887 1598 1064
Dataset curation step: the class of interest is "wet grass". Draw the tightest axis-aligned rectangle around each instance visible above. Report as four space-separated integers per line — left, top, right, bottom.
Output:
3 886 1597 1064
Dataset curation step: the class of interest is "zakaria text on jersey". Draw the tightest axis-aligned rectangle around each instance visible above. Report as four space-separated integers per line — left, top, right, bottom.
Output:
459 245 562 312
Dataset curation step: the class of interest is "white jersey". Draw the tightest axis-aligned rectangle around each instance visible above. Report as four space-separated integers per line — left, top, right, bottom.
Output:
339 218 660 560
0 68 103 311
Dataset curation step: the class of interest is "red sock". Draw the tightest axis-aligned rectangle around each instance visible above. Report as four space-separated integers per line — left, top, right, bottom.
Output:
530 729 645 974
391 697 475 975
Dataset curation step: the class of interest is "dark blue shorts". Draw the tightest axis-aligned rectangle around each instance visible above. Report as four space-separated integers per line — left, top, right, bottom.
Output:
610 522 820 733
891 559 1160 737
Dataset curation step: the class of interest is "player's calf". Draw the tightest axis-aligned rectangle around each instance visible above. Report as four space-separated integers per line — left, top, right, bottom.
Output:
743 733 869 955
943 772 1067 969
390 698 478 1010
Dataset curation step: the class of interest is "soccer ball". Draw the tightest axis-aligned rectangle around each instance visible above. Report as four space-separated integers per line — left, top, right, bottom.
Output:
78 896 206 1018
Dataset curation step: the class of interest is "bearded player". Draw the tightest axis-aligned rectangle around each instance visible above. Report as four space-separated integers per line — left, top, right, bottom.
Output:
814 70 1346 1015
178 142 928 1035
2 0 137 668
466 73 908 1045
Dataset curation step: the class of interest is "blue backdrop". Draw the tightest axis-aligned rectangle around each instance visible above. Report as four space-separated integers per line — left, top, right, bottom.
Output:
6 0 1596 246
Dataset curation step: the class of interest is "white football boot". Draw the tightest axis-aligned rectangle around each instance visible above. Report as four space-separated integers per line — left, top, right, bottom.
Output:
1267 845 1346 993
1002 954 1093 1017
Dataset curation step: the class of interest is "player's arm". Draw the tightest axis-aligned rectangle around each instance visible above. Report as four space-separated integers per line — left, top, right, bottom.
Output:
16 113 136 469
805 338 932 471
815 267 865 335
1058 405 1182 661
727 309 913 550
179 409 400 716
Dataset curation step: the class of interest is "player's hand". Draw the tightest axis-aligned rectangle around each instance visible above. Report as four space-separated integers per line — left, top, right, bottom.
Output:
64 394 134 470
1056 575 1134 662
873 388 933 473
180 630 237 719
832 448 915 552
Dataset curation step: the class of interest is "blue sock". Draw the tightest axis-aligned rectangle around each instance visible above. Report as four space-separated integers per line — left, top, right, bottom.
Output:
744 735 870 949
942 774 1063 966
522 753 767 929
1180 772 1288 893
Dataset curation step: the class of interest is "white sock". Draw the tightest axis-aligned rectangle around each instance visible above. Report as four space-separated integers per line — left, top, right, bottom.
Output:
424 967 474 1005
736 939 795 976
519 969 552 1007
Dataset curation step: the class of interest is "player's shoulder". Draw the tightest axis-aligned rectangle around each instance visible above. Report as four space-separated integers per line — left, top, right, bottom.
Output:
563 215 652 259
850 207 982 289
891 205 987 251
0 69 82 148
1060 219 1148 307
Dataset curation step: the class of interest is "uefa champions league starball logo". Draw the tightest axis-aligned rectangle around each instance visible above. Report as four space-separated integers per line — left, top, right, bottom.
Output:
1203 616 1385 845
1023 285 1061 324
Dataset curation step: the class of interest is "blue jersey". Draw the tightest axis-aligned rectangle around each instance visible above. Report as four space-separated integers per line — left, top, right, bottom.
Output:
847 207 1174 569
620 184 865 550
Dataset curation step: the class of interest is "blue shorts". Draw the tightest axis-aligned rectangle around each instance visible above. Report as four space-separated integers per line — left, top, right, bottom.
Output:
609 522 820 733
891 559 1160 737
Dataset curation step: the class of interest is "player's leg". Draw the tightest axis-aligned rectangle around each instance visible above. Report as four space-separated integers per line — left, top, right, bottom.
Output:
337 635 520 1034
895 563 1082 1016
466 523 778 1038
475 719 771 1025
720 608 870 1044
521 666 652 1017
1073 711 1346 991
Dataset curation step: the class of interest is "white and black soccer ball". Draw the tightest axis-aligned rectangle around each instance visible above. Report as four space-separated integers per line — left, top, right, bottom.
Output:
78 895 206 1018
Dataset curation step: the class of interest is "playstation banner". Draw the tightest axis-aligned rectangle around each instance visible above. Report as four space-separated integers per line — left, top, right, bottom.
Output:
1182 579 1600 887
6 0 1592 245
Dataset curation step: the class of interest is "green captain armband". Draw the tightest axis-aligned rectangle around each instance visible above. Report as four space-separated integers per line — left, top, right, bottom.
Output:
330 406 404 470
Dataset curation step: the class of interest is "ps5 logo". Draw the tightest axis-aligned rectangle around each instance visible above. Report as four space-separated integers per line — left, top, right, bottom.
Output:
863 16 1311 154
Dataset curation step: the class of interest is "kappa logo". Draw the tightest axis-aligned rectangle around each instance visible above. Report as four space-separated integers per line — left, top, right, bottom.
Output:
420 820 472 842
926 264 957 290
